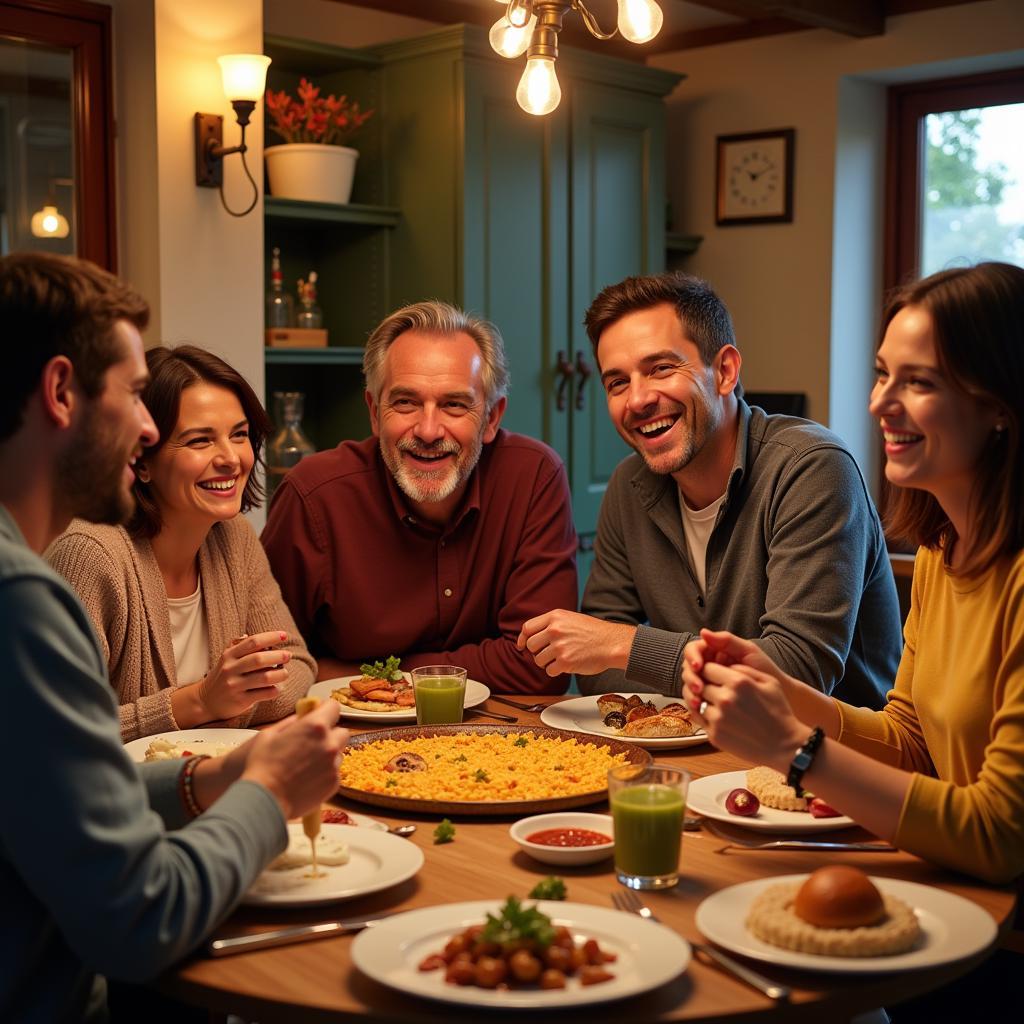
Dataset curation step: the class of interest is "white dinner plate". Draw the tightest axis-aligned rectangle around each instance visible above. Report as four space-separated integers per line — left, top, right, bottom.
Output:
540 694 709 750
695 875 997 973
124 728 258 763
243 822 424 907
687 770 855 833
308 676 491 722
351 899 691 1008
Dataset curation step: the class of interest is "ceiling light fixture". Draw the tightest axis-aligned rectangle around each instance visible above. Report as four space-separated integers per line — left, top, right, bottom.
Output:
491 0 663 115
194 53 271 217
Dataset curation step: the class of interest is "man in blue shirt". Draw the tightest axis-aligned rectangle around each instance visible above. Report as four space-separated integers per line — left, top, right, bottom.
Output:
0 252 346 1022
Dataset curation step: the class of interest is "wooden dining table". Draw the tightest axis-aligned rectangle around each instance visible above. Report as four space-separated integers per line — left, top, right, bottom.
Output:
158 697 1018 1023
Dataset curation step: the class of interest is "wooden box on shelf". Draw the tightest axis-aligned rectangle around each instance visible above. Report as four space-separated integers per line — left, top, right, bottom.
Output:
265 327 328 348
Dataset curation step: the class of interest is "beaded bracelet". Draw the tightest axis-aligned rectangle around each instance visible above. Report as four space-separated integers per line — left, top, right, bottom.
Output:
179 754 210 819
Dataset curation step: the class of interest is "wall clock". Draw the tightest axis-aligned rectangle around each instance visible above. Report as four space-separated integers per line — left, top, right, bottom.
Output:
715 128 795 226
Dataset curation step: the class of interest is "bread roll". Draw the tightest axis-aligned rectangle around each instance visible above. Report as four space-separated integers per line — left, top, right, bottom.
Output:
793 866 886 929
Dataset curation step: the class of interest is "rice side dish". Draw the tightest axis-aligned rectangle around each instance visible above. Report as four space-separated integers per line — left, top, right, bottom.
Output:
339 732 630 802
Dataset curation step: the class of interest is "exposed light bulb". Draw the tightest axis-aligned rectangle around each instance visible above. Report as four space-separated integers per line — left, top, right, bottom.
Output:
516 57 561 116
617 0 663 44
501 0 532 26
489 14 536 59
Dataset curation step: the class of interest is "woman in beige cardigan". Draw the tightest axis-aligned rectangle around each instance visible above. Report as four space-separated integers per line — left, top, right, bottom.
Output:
47 345 315 740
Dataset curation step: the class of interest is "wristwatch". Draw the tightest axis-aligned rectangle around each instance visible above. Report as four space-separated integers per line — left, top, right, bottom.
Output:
786 726 824 794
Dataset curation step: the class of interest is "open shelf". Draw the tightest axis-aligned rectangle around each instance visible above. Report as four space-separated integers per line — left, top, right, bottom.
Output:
265 346 366 366
265 198 401 228
665 232 703 255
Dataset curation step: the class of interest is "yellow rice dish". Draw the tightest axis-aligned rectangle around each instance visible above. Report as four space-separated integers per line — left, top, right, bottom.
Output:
339 732 630 802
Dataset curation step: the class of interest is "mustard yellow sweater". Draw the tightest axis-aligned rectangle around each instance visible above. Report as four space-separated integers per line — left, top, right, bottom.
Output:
837 545 1024 883
46 516 316 741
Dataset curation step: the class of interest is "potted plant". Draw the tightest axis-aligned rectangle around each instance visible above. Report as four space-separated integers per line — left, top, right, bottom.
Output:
264 78 374 205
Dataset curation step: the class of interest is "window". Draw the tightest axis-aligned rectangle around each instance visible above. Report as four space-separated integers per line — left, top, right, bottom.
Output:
885 68 1024 290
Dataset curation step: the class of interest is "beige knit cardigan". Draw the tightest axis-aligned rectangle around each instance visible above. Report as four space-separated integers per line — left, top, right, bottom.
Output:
46 516 317 741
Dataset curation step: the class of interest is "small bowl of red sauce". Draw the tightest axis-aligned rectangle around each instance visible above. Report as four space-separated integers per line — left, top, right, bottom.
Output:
509 812 614 866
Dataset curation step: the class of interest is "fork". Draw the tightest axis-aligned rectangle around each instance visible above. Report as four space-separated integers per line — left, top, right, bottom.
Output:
489 696 549 713
466 707 518 723
610 889 790 1002
702 820 896 853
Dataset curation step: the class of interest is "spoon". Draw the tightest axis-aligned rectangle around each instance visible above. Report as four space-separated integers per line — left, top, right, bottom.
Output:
387 824 417 838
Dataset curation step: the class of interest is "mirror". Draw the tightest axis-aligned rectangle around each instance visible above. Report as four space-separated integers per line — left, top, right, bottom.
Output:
0 1 115 268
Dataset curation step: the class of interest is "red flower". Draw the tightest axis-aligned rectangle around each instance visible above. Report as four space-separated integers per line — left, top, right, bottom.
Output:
265 76 373 146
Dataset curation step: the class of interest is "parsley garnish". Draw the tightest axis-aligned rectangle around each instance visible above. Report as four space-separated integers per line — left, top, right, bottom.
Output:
529 877 567 901
359 655 403 681
433 818 456 844
473 768 490 783
513 737 529 748
482 896 555 949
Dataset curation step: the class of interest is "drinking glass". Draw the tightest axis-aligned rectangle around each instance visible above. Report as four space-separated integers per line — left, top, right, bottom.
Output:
608 762 689 890
411 666 467 725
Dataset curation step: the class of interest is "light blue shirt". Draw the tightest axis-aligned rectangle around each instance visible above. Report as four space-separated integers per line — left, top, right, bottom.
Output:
0 506 286 1022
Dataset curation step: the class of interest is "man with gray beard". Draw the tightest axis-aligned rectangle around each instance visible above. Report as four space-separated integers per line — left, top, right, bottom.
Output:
263 301 578 694
518 272 901 708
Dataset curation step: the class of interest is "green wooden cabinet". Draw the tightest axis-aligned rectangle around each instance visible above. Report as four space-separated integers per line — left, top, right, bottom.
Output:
263 26 681 577
374 26 680 573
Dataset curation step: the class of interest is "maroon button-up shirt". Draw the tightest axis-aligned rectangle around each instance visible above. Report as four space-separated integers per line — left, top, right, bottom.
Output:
262 431 578 694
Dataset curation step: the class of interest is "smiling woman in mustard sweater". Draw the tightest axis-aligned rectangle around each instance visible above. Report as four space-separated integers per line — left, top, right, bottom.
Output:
683 262 1024 886
47 345 314 741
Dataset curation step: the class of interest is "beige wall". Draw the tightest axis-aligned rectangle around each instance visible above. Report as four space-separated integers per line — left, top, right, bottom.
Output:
652 0 1024 479
105 0 266 520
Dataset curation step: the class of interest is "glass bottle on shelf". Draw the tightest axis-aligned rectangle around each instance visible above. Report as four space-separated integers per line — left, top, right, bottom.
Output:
296 271 323 328
266 247 294 328
266 391 316 497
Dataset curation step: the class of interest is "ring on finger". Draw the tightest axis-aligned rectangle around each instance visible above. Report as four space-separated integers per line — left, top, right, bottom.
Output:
698 700 708 717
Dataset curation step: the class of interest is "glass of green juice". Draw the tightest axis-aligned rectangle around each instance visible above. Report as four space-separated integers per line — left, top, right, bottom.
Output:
411 665 467 725
608 763 690 890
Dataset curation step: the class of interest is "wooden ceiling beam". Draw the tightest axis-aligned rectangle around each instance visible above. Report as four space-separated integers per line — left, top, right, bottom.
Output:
646 17 809 53
686 1 885 36
325 0 488 25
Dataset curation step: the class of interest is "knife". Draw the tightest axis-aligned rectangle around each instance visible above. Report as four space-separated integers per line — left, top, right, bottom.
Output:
208 914 393 956
691 941 790 1001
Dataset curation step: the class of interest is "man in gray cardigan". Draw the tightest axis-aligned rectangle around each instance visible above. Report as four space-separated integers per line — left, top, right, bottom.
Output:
518 272 901 708
0 253 346 1022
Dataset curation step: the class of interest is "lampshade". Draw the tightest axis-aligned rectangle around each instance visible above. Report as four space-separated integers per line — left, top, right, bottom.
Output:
30 204 70 239
217 54 271 102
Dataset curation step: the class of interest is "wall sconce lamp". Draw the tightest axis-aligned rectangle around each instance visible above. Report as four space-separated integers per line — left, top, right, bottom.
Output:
490 0 663 115
194 53 271 217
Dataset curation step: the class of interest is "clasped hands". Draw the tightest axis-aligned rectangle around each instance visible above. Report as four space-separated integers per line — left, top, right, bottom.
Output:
682 628 806 766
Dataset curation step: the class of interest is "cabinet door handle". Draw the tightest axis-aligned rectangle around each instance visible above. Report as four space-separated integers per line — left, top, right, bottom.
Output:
575 352 593 411
555 350 574 411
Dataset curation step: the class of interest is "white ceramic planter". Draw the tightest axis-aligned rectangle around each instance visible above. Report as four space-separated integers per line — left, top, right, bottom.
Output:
264 143 359 205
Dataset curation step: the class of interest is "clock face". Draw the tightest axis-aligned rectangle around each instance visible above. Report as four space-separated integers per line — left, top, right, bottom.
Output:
728 143 783 209
716 131 794 224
